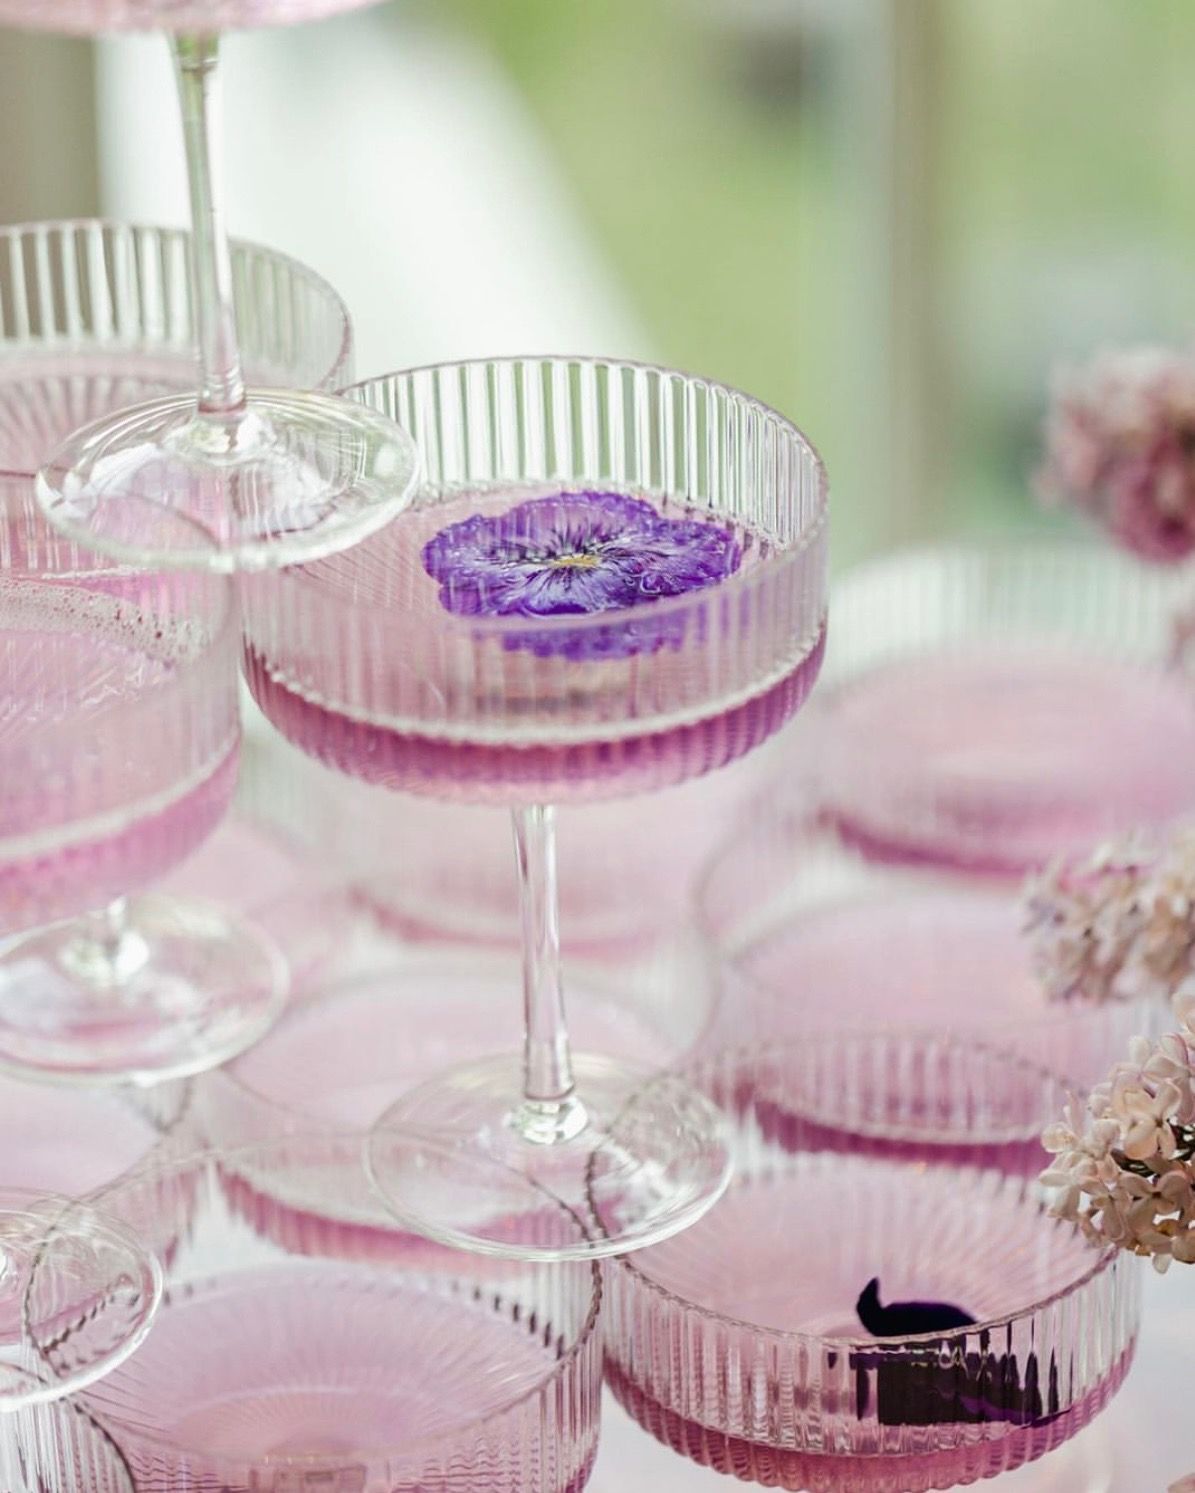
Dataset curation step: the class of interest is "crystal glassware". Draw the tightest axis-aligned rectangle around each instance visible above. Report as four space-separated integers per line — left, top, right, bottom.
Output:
606 1034 1140 1493
0 219 354 478
1 1396 136 1493
0 1187 160 1413
696 807 1155 1089
12 16 419 572
0 471 285 1082
242 354 829 1259
71 1132 602 1493
801 539 1195 877
193 949 718 1261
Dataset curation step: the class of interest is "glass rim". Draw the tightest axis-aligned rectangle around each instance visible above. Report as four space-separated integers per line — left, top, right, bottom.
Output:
74 1130 604 1466
612 1036 1123 1352
694 809 1164 1039
285 353 832 643
1 479 239 652
0 216 355 482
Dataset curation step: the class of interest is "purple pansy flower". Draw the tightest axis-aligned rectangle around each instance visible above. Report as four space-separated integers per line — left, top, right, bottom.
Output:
422 490 743 660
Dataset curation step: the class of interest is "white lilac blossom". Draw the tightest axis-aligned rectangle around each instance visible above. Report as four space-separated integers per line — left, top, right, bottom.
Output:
1023 830 1195 1006
1036 345 1195 563
1041 988 1195 1272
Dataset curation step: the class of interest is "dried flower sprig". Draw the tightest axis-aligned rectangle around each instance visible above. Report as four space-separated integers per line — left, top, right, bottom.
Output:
1023 828 1195 1006
1036 345 1195 563
1042 987 1195 1271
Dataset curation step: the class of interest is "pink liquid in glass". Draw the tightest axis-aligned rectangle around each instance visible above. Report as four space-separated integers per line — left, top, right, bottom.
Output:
84 1262 598 1492
817 644 1195 875
207 962 680 1261
0 1075 161 1196
244 488 825 804
608 1159 1134 1493
734 886 1148 1091
0 571 237 933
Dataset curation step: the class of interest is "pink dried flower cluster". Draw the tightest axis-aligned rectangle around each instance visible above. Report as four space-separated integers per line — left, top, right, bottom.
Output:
1023 830 1195 1005
1036 346 1195 563
1042 989 1195 1272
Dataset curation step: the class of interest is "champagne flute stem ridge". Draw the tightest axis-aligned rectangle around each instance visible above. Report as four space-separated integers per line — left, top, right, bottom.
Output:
511 805 587 1145
172 32 246 418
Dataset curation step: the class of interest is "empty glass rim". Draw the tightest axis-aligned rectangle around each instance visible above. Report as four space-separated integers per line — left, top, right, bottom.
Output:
0 217 355 482
611 1035 1122 1349
304 354 831 642
72 1130 604 1464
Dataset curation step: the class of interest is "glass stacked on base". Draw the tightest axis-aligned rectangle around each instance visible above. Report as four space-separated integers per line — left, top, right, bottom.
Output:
243 354 829 1258
5 7 420 572
805 541 1195 877
68 1134 602 1492
606 1033 1139 1493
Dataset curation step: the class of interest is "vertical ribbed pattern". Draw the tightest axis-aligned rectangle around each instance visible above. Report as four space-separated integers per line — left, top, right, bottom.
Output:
0 219 352 480
606 1040 1140 1492
71 1136 602 1492
242 357 828 805
0 1401 134 1493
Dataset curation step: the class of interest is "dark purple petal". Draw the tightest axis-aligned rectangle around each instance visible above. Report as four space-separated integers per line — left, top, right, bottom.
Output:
422 489 744 660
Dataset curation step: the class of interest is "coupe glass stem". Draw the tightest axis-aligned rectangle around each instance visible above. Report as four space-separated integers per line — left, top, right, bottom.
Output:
511 806 588 1145
172 33 247 418
58 897 151 989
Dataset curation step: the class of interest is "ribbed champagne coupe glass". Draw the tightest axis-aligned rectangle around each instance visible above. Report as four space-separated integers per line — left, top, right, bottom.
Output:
70 1133 602 1493
606 1033 1140 1493
1 1396 136 1493
807 539 1195 876
0 7 421 571
242 354 829 1259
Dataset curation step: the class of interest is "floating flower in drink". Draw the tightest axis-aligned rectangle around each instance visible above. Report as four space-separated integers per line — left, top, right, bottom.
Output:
422 490 743 660
1037 345 1195 563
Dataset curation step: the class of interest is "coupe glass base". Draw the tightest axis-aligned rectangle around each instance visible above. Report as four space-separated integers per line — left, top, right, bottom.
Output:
0 1188 160 1409
0 894 286 1085
36 389 420 573
368 1052 732 1261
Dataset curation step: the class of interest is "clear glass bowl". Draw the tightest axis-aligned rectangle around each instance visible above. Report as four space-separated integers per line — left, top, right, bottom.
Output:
697 808 1155 1091
605 1035 1140 1493
72 1134 603 1493
0 219 353 478
242 354 826 1260
804 539 1195 876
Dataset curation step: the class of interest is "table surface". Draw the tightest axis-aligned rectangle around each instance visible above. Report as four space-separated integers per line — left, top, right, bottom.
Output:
590 1263 1195 1491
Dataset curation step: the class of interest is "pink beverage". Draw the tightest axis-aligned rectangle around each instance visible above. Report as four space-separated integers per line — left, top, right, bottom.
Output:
0 565 239 935
816 643 1195 875
0 1075 163 1196
607 1165 1134 1493
203 959 686 1259
606 1041 1139 1493
0 0 381 32
78 1138 602 1493
731 884 1151 1091
83 1264 596 1493
244 485 826 806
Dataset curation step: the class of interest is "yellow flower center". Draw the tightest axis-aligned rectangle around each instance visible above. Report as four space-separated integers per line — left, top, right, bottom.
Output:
549 553 602 570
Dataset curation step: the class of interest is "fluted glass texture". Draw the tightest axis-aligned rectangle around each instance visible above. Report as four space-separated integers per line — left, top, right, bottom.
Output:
243 357 829 804
606 1035 1139 1493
